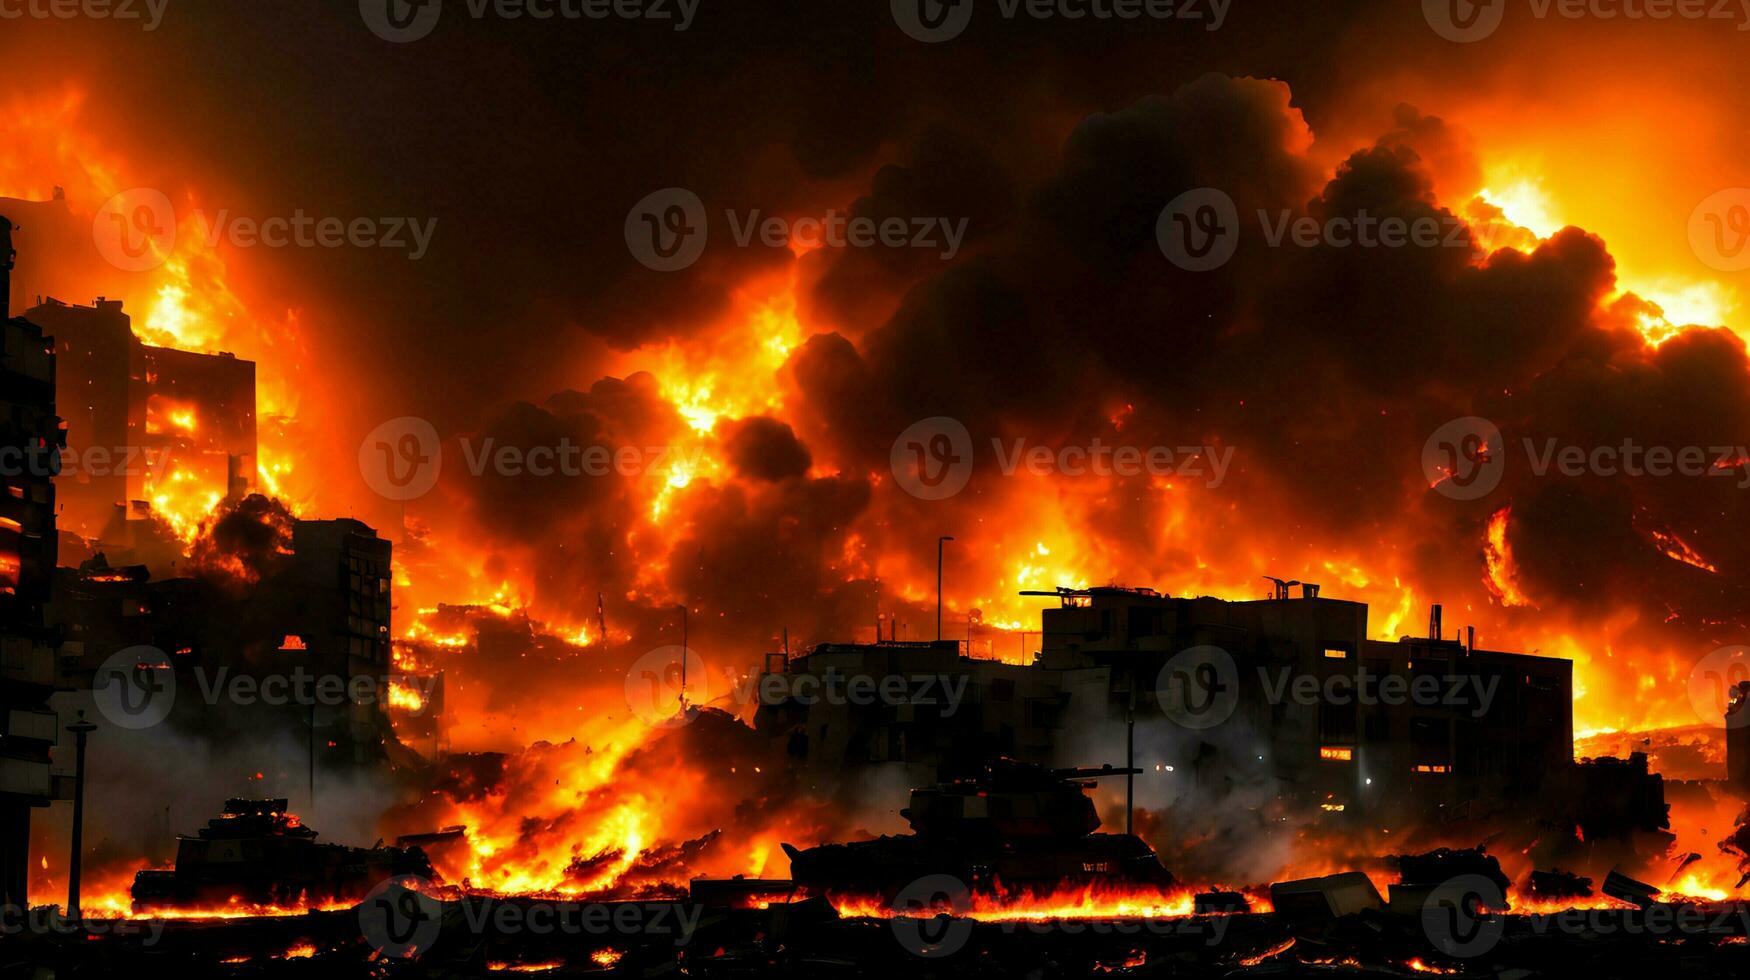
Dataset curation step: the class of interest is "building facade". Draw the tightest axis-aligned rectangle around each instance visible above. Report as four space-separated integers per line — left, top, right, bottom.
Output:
757 584 1580 831
21 297 256 544
47 517 397 768
0 218 66 908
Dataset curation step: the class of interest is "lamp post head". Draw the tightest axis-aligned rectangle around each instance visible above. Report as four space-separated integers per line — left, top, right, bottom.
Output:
66 710 97 736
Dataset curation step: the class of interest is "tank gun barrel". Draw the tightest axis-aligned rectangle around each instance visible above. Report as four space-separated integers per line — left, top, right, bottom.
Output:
1050 764 1143 778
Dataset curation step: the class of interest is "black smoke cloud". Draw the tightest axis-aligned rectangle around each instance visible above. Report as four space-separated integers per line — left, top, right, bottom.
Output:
401 63 1750 715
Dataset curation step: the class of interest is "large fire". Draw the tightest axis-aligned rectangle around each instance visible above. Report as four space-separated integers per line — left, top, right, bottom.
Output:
10 64 1750 920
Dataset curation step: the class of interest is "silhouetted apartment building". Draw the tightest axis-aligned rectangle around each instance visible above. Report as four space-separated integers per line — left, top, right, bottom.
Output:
283 519 394 760
757 584 1585 831
0 218 66 908
48 517 396 766
21 297 255 543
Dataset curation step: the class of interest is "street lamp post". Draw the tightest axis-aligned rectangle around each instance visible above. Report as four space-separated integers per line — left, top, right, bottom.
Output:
65 711 97 920
936 536 954 641
678 603 689 711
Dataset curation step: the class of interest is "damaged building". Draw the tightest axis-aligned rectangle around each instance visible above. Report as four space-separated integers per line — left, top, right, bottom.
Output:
0 216 67 909
22 295 256 545
756 584 1660 842
48 515 400 766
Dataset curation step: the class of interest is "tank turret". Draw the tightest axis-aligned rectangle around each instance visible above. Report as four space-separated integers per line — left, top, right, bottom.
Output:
782 759 1172 900
902 760 1131 839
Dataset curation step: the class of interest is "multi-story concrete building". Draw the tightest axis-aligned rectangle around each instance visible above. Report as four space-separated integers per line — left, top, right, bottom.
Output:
21 296 256 544
0 217 66 908
283 518 394 762
47 516 397 767
756 583 1580 831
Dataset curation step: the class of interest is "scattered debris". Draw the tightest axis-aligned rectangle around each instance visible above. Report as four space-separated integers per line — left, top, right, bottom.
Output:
1395 846 1512 894
1194 890 1250 914
1268 872 1385 921
1528 868 1594 901
1602 868 1662 908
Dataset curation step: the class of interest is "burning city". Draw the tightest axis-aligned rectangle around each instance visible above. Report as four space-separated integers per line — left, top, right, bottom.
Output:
6 2 1750 977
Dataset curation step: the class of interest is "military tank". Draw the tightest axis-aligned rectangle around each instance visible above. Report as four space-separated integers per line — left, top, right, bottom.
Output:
131 799 434 912
781 759 1174 899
